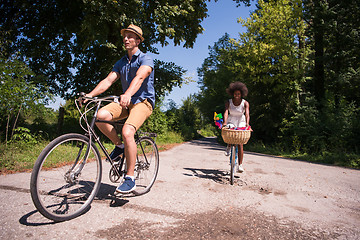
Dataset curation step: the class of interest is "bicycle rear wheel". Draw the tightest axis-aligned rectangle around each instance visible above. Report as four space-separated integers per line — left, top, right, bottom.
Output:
30 133 102 222
132 136 159 195
230 145 236 185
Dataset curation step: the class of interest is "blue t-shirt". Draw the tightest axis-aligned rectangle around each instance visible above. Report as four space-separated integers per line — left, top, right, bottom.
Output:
112 49 155 109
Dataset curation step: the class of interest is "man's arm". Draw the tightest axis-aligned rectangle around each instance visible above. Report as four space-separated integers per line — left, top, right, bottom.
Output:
87 71 119 97
119 65 152 107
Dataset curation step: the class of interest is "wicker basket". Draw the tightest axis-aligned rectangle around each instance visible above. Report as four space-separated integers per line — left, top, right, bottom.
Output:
221 128 251 145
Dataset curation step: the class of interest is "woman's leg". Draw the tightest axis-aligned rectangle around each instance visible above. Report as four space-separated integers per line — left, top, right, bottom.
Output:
238 144 244 165
238 144 244 172
225 144 230 156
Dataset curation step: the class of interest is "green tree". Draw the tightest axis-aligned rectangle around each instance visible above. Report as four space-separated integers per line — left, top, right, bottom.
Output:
0 56 51 143
178 94 202 140
197 33 238 123
291 0 360 153
1 0 252 100
141 97 169 135
1 0 209 98
303 0 360 108
198 0 308 142
235 0 308 142
154 60 188 102
165 99 181 133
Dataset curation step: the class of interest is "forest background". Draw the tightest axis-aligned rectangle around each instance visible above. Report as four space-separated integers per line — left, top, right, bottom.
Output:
1 0 359 173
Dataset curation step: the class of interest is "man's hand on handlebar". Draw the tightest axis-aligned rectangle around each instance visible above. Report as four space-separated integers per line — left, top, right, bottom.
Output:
77 93 124 108
119 93 131 108
77 92 92 107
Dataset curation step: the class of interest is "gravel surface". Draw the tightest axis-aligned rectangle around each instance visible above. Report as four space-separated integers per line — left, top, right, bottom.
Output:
0 137 359 239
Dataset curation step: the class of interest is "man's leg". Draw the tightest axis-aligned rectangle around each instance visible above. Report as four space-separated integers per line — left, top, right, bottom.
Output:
115 100 153 193
95 109 122 145
115 123 137 193
122 124 137 176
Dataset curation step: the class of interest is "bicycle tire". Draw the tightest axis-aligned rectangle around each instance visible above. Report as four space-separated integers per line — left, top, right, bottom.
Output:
230 145 236 185
30 133 102 222
132 136 159 195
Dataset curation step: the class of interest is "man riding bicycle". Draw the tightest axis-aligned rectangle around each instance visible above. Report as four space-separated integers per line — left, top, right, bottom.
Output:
85 24 155 194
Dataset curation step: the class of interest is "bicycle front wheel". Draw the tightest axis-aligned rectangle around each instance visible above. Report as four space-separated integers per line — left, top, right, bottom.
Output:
30 133 102 222
133 136 159 195
230 145 236 185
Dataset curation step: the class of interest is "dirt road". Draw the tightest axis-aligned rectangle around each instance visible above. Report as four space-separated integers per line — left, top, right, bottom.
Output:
0 137 359 239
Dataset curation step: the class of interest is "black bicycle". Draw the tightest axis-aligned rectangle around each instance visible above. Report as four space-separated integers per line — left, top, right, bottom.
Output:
30 93 159 222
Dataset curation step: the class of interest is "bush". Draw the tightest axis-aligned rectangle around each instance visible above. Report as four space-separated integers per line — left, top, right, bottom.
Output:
198 124 217 137
280 96 360 155
157 131 184 145
141 105 168 135
10 127 38 144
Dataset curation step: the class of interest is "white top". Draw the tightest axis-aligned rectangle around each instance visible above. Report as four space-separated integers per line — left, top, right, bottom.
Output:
227 99 246 128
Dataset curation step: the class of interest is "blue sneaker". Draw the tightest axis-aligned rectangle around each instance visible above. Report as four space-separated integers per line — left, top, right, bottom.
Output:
115 177 136 193
108 146 124 161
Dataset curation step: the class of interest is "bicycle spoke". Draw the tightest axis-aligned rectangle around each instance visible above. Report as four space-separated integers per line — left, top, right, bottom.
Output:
132 137 159 195
31 134 102 221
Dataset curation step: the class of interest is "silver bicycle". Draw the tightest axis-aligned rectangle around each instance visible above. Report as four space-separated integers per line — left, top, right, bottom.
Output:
30 93 159 222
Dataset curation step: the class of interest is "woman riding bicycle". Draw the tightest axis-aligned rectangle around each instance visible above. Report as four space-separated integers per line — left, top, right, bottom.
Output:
223 81 250 173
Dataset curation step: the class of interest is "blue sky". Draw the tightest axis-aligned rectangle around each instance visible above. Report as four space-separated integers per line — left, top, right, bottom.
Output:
47 1 255 110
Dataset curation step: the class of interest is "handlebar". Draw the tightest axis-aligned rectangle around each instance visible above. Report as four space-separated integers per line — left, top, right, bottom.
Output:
77 92 120 103
75 93 121 133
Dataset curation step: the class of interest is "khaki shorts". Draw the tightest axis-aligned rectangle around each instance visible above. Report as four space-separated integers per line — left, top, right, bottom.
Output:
101 99 153 130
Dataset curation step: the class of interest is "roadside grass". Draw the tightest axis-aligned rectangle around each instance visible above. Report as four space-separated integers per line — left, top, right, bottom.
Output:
0 142 48 174
156 131 184 151
0 131 185 174
245 141 360 169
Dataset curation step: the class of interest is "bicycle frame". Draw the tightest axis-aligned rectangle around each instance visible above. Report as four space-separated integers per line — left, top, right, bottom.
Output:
229 144 238 185
230 145 238 163
75 95 125 177
75 94 157 180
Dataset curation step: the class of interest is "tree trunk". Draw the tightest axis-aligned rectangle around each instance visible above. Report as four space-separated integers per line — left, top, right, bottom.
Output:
298 31 305 106
57 107 65 135
313 0 325 110
5 114 10 146
11 104 22 139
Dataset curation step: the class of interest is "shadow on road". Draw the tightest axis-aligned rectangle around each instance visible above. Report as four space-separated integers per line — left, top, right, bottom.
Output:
188 137 225 152
19 209 60 226
183 167 237 184
19 182 129 226
184 167 246 187
96 182 117 200
96 182 131 207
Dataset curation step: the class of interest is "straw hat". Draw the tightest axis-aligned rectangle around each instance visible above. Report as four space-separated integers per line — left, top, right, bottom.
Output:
121 24 144 42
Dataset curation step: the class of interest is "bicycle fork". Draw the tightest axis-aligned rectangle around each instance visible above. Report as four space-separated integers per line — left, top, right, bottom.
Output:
64 141 91 184
230 145 238 166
